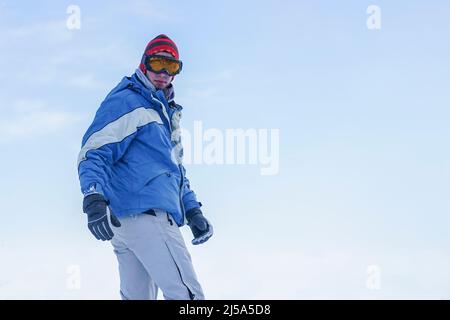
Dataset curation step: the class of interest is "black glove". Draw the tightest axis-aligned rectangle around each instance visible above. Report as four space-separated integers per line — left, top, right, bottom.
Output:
83 193 121 241
186 208 213 245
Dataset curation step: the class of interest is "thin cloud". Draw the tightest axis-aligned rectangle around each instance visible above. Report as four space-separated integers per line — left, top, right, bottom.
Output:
187 69 233 84
185 87 219 100
66 74 108 90
0 20 73 46
0 99 82 143
181 70 233 101
113 0 173 20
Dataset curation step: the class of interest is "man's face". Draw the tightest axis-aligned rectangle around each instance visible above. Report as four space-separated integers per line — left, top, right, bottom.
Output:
146 51 175 89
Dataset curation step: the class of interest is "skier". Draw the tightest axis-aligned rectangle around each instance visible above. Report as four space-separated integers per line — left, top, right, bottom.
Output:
77 34 213 300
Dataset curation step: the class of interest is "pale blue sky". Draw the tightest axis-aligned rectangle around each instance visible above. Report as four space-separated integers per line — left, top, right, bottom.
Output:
0 0 450 299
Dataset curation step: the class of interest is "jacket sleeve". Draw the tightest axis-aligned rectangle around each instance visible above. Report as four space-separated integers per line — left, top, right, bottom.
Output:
77 93 164 197
180 164 202 212
77 99 140 197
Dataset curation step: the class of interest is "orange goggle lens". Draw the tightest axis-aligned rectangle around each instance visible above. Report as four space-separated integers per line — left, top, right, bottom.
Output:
146 55 182 75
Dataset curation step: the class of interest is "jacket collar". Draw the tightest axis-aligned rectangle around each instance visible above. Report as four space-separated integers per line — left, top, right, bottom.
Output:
134 68 175 103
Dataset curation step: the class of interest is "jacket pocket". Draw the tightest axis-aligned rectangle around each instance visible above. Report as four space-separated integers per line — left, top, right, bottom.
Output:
138 171 171 192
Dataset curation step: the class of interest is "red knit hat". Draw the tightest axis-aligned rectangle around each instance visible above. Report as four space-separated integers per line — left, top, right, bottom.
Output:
139 34 180 74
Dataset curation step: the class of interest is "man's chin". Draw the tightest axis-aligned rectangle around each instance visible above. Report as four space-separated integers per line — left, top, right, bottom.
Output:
154 80 168 88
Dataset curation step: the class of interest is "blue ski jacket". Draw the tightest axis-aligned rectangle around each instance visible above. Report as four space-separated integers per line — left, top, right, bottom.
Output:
77 71 201 226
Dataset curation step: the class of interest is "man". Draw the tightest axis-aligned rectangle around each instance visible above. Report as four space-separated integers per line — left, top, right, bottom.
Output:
77 34 213 300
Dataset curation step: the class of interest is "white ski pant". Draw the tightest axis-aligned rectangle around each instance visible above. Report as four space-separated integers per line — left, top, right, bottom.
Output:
110 208 205 300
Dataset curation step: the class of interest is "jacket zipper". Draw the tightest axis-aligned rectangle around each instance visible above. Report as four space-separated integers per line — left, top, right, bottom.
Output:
151 95 186 226
130 79 186 225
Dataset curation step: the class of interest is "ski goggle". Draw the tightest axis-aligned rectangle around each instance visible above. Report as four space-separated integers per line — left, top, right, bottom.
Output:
145 54 183 76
